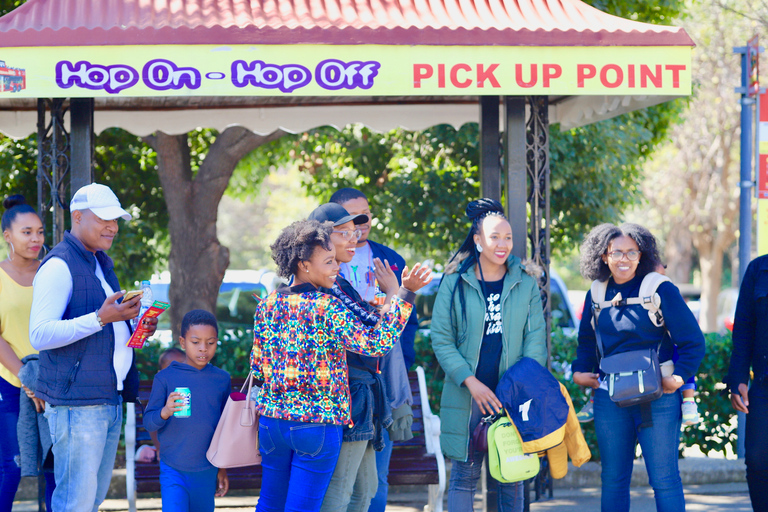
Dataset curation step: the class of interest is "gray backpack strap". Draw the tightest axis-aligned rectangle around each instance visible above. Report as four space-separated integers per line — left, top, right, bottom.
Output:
589 279 610 331
624 272 670 327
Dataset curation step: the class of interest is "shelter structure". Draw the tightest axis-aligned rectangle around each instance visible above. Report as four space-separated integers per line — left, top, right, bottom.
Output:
0 0 694 508
0 0 693 361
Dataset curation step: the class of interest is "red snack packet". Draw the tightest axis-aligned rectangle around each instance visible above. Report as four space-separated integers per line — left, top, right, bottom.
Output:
126 300 170 349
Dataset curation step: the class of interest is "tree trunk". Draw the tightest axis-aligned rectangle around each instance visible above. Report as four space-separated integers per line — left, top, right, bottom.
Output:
664 226 694 284
697 243 723 333
144 127 286 339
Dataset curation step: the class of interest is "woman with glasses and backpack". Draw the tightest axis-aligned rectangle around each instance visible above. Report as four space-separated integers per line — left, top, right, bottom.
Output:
571 223 705 512
431 198 547 512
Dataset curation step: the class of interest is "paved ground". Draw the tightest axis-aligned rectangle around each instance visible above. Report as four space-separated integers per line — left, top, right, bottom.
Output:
12 482 751 511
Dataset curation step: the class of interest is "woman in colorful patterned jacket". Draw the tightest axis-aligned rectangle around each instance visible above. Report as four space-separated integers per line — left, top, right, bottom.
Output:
251 219 432 512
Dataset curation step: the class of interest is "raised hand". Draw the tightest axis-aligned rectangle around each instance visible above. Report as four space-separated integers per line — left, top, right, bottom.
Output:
373 258 399 294
401 262 433 293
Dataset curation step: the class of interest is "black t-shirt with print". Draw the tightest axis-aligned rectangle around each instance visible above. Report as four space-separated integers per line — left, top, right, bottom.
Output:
475 278 505 393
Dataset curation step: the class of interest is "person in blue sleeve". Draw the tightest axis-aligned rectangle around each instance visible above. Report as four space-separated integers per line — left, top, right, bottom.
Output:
571 223 705 512
143 310 231 511
728 254 768 510
329 188 419 512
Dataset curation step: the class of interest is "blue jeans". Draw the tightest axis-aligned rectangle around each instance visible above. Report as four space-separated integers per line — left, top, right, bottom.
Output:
0 378 21 512
368 430 393 512
45 402 123 512
160 460 218 512
447 401 524 512
594 389 684 512
257 416 343 512
745 381 768 510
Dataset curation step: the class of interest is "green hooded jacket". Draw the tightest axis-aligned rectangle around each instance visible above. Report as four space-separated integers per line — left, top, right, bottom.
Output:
431 254 547 462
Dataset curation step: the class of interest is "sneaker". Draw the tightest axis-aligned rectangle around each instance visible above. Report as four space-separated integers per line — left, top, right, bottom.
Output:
682 400 700 426
577 399 594 423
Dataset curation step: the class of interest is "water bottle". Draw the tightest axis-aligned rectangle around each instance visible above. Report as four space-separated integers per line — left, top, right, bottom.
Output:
133 280 153 329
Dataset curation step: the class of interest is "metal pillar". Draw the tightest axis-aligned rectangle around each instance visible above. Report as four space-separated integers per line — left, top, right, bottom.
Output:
70 98 95 191
504 97 527 260
36 98 70 246
480 96 502 201
734 45 756 460
526 96 552 367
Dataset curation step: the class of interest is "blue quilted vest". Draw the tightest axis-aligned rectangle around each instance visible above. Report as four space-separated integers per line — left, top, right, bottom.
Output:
36 231 137 406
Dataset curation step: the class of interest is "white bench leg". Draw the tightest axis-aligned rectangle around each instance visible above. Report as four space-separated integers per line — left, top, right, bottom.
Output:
427 482 445 512
125 402 137 512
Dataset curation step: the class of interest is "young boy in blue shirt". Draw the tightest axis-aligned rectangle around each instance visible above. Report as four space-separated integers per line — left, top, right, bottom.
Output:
144 310 232 511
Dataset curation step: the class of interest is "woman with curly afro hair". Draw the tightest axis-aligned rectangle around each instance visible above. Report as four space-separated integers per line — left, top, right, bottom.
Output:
250 219 432 512
572 223 704 512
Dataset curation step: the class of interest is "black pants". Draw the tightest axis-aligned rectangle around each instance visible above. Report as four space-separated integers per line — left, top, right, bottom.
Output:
746 381 768 510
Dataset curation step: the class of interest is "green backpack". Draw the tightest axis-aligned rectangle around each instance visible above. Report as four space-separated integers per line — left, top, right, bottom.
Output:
487 415 540 483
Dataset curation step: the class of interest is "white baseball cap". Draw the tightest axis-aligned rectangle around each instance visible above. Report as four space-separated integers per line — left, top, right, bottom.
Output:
70 183 132 221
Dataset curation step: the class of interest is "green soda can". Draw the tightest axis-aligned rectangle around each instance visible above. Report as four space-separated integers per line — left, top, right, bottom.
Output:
173 387 191 417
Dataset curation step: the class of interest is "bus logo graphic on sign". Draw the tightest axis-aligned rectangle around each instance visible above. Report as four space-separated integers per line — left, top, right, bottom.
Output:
0 60 25 93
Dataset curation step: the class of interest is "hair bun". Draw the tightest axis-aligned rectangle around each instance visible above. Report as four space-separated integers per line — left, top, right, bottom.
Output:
3 194 28 210
466 198 504 221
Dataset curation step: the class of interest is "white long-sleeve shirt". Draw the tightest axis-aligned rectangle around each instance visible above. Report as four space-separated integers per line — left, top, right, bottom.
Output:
29 257 132 390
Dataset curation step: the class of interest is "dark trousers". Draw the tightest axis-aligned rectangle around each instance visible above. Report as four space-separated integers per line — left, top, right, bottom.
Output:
746 382 768 510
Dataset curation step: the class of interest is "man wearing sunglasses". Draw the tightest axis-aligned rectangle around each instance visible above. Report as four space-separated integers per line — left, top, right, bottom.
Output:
329 188 419 512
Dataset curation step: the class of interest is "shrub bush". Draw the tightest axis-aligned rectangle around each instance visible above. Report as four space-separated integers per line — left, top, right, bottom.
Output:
550 329 738 459
134 327 255 381
417 325 739 461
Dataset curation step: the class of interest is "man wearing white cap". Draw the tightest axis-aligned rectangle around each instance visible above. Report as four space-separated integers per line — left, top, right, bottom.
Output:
29 183 157 511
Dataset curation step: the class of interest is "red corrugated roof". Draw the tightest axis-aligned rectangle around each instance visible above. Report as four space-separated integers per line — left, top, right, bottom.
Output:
0 0 694 47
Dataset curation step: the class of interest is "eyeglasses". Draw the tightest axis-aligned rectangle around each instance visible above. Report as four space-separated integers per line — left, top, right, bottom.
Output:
333 229 362 241
607 250 641 261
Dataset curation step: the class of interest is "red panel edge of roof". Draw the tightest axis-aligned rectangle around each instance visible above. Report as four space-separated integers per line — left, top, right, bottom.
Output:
0 25 695 47
0 0 696 48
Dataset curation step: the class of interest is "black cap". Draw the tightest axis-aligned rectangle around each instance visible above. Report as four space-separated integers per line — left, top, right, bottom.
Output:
308 203 368 227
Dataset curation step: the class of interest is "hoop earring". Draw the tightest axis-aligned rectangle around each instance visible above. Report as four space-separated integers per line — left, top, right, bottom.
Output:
475 243 483 253
8 242 14 260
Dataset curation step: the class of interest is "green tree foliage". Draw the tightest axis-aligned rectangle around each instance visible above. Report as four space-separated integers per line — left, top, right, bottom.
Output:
0 129 168 286
254 0 689 263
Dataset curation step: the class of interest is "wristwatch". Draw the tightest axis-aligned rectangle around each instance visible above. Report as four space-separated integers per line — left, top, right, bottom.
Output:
95 311 105 328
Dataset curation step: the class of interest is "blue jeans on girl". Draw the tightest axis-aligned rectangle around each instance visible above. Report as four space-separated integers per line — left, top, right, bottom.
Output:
447 401 524 512
257 416 343 512
594 388 684 512
0 377 21 512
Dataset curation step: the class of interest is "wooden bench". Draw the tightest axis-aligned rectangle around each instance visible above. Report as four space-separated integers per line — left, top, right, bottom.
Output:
125 366 446 512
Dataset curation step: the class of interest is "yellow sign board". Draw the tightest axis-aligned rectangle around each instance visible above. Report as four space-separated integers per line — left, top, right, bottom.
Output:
759 200 768 256
0 44 692 98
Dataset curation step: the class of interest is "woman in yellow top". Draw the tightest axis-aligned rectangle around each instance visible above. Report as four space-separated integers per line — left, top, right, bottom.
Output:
0 194 45 511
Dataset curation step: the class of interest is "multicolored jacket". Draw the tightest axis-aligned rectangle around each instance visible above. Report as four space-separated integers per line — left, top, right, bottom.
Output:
251 282 414 426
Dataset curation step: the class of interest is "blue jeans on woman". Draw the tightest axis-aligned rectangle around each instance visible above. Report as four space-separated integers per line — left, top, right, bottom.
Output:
744 380 768 510
594 388 684 512
0 377 21 512
257 416 343 512
447 401 524 512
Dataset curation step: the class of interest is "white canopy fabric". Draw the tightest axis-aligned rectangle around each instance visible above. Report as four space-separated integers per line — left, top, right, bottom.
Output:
0 94 679 138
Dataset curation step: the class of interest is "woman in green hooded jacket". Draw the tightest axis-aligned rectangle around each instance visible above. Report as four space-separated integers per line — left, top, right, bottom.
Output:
431 198 547 511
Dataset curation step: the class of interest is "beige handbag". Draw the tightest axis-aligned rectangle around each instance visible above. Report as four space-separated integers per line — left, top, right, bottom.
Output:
206 373 262 468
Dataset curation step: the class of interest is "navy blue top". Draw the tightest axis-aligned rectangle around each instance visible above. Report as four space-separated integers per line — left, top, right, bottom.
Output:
728 255 768 392
368 240 418 369
143 362 231 472
475 278 505 391
572 274 705 383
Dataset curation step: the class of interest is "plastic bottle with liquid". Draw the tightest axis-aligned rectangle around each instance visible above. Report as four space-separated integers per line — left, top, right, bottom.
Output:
133 280 153 329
